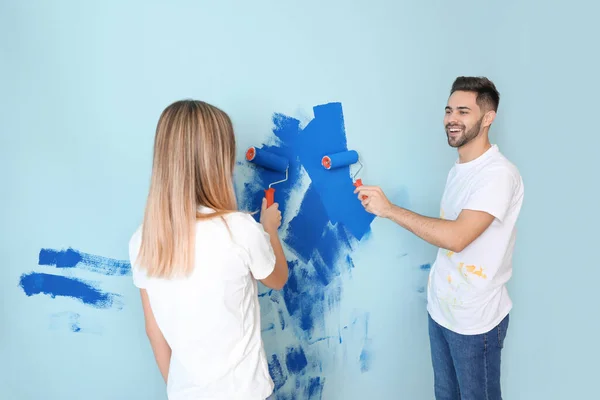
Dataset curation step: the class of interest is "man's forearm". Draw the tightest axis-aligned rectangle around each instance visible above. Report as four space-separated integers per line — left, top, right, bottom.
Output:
384 204 461 252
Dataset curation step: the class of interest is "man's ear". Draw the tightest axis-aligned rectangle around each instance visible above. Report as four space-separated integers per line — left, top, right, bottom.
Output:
483 110 496 128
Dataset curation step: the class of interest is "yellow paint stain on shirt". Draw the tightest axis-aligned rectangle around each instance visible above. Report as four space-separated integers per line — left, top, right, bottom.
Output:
447 275 452 283
440 208 445 220
446 250 454 257
464 265 487 279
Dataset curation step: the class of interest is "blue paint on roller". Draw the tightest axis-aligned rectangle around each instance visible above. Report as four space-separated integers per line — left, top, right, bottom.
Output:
246 146 289 172
322 150 359 169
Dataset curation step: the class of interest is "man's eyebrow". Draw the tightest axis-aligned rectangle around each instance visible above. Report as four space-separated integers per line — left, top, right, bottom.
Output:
445 106 471 111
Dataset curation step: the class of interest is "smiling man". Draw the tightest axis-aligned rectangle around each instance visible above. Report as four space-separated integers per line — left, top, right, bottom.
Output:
356 77 524 399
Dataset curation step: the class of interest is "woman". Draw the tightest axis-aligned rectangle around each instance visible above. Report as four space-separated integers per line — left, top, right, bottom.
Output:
128 100 288 399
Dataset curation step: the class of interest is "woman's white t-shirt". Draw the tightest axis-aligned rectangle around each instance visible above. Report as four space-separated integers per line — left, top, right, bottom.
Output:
129 207 276 400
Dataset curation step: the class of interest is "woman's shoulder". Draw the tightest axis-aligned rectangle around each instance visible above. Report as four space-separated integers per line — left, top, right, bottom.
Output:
223 210 262 230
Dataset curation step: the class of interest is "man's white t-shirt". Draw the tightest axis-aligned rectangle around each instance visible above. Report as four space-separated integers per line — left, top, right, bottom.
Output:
427 144 524 335
129 207 276 400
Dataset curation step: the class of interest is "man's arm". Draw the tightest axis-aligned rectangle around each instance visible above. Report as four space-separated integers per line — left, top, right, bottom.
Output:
355 186 495 253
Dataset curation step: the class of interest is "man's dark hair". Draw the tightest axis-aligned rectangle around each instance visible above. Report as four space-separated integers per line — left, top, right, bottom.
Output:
451 76 500 112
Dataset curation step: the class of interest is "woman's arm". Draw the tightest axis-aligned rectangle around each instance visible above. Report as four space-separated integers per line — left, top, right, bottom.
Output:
140 289 171 383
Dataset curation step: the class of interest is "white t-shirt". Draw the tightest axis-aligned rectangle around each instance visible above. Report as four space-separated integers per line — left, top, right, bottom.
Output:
129 207 276 400
427 144 524 335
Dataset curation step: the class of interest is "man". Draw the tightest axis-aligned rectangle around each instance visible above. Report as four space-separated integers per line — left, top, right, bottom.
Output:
355 76 524 399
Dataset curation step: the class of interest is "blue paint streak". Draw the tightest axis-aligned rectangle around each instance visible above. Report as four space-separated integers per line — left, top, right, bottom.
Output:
268 355 288 391
39 248 82 267
285 346 308 374
420 263 431 271
278 309 286 330
359 348 372 372
19 272 121 309
307 377 324 399
39 248 131 276
417 286 425 293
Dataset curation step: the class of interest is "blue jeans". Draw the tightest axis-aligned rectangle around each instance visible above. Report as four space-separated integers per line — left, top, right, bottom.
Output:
428 313 509 400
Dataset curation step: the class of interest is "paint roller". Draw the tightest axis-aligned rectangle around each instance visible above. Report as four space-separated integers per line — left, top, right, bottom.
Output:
245 147 289 207
321 150 367 199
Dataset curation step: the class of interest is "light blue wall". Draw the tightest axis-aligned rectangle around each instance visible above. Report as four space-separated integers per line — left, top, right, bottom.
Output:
1 1 598 399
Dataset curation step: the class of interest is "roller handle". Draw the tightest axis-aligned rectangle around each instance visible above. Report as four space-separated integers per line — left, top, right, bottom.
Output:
265 188 275 207
353 179 367 200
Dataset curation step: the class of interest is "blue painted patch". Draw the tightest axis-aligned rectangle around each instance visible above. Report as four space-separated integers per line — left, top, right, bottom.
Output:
420 263 431 271
417 286 425 293
285 346 308 374
307 377 324 399
240 102 377 399
39 248 82 268
268 355 288 391
39 248 131 276
19 272 121 309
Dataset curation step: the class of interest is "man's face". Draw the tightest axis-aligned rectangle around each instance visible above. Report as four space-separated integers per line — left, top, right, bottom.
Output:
444 91 484 148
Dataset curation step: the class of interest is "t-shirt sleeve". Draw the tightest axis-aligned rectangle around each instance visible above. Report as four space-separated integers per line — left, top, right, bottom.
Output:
128 229 148 289
236 214 276 280
463 168 516 222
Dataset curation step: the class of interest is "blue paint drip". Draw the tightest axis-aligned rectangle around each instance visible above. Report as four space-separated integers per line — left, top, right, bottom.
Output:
39 248 131 276
19 272 121 309
268 355 288 391
420 263 431 271
285 346 308 374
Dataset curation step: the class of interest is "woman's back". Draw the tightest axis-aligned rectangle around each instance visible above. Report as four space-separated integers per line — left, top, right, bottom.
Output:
129 208 276 400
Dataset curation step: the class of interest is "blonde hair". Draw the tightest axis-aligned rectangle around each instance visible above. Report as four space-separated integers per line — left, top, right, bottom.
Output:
136 100 238 278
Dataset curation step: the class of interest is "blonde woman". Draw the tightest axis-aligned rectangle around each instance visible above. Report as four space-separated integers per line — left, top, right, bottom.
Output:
128 100 288 400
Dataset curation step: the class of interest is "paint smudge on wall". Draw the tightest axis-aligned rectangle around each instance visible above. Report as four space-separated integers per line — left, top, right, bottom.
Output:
49 311 102 334
19 272 123 309
50 312 83 333
237 102 375 399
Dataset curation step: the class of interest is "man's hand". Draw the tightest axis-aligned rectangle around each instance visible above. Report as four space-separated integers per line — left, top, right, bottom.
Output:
354 185 393 218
